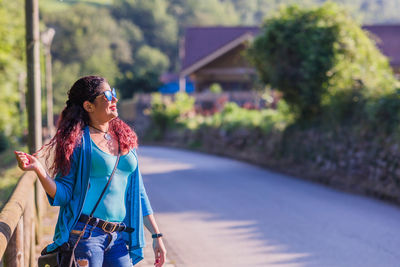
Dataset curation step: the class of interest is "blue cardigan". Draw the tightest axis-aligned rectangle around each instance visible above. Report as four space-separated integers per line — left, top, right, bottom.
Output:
46 126 153 265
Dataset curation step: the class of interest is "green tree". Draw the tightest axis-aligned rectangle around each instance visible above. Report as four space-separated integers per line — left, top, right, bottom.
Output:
168 0 239 28
115 19 143 72
112 0 178 60
248 2 398 119
42 4 125 112
116 70 162 99
0 0 26 145
136 45 170 74
111 0 178 97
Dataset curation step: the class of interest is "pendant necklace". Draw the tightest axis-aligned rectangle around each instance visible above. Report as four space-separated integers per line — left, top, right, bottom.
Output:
89 125 112 141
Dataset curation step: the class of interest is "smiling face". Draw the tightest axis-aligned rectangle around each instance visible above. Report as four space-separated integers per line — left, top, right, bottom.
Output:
83 82 118 125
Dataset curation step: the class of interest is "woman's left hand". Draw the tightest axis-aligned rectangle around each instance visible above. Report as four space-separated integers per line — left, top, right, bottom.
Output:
153 237 167 267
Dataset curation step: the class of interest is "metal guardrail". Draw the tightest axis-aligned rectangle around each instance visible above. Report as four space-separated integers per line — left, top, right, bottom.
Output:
0 172 40 266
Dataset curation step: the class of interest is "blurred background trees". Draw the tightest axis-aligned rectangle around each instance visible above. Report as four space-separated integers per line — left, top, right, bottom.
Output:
42 4 122 113
1 0 400 150
0 0 26 148
37 0 400 112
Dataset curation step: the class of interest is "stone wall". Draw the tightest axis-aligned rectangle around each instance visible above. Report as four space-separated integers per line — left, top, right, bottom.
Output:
151 126 400 204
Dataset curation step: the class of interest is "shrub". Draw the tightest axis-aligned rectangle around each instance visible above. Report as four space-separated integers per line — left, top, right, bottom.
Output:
209 83 223 94
199 100 293 134
365 89 400 133
148 92 195 138
148 92 293 137
248 2 398 119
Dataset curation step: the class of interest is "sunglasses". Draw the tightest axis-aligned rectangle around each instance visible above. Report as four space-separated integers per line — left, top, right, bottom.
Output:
97 88 117 101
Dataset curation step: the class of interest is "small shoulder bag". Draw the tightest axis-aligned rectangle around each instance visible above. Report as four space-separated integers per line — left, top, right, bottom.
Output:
38 148 121 267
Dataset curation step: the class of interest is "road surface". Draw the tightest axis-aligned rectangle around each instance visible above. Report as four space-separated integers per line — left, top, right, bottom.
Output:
137 146 400 267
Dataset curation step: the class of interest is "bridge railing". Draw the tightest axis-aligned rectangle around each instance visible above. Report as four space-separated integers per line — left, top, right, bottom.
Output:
0 172 42 267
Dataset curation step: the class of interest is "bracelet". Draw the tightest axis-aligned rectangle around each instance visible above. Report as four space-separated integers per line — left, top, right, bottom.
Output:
152 233 163 238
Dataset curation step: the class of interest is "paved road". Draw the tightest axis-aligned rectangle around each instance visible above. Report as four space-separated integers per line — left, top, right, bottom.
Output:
137 146 400 267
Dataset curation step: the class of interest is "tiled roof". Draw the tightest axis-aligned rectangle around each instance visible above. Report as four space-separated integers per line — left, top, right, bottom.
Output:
181 26 259 72
181 25 400 74
363 25 400 67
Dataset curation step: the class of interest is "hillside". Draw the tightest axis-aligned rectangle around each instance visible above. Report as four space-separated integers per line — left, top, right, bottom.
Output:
39 0 400 24
39 0 111 12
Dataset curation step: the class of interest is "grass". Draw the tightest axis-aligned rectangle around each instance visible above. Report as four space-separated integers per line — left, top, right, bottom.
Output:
0 145 27 210
0 165 24 209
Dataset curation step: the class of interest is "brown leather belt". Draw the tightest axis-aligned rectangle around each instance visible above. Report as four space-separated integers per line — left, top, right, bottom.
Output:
78 214 134 233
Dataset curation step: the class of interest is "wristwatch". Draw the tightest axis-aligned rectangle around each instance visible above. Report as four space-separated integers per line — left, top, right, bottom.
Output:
152 233 163 238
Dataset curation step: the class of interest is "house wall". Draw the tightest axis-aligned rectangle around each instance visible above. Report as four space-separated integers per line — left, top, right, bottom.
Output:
191 44 257 91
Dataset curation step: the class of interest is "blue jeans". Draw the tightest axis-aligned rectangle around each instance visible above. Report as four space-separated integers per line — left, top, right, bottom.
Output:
68 221 132 267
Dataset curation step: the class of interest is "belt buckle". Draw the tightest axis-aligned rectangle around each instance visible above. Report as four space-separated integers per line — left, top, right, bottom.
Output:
102 221 117 233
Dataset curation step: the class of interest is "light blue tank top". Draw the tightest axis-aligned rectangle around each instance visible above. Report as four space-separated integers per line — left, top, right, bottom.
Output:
81 138 137 222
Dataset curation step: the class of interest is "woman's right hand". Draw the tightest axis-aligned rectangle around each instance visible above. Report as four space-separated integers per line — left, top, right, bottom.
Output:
14 151 41 172
15 150 57 198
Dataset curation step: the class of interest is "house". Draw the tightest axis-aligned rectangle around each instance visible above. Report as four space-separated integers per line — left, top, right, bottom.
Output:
179 26 259 92
363 25 400 74
179 25 400 92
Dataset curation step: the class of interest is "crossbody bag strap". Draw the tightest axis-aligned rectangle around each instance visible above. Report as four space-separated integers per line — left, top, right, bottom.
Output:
69 144 121 266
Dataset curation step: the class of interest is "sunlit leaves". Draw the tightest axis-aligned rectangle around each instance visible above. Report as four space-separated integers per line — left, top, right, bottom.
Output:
248 2 398 120
0 0 25 140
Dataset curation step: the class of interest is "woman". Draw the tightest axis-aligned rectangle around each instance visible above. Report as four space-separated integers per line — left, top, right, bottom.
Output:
15 76 166 266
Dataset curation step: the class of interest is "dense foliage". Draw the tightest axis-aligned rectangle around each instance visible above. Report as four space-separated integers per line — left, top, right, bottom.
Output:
43 5 122 113
248 3 398 119
1 0 400 148
0 0 25 149
199 101 293 134
147 92 293 140
40 0 242 106
38 0 400 112
148 92 195 139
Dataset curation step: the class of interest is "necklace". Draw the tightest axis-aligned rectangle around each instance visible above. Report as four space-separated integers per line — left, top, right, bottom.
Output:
89 125 112 141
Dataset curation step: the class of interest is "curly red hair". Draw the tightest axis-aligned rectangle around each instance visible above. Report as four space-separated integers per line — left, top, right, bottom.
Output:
41 76 138 176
